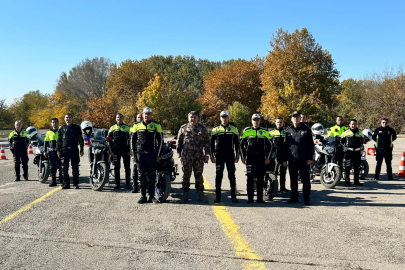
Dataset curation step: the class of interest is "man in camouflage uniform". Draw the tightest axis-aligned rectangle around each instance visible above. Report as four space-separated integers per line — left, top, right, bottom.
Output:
177 111 210 203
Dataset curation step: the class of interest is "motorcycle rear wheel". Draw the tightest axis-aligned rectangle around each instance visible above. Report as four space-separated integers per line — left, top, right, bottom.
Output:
155 174 171 202
264 173 278 200
320 166 341 189
38 162 50 183
90 163 109 191
359 160 369 180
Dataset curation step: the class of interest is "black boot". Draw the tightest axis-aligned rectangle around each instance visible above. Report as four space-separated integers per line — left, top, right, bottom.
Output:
138 187 147 204
214 188 221 203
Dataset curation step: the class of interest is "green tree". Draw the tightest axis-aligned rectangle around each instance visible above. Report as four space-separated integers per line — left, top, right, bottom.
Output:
228 102 251 132
8 90 49 127
0 98 12 129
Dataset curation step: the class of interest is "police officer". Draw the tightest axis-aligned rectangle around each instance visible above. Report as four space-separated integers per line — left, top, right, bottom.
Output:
57 113 84 189
8 121 30 181
131 108 163 203
328 116 347 172
340 119 364 186
177 111 210 203
269 117 288 192
240 114 272 204
283 111 314 205
131 113 143 193
44 118 63 187
210 111 240 203
372 118 397 180
107 113 131 189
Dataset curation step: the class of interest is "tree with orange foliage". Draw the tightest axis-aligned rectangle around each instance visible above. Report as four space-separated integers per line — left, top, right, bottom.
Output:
260 28 339 122
104 60 151 119
80 96 117 128
198 60 262 125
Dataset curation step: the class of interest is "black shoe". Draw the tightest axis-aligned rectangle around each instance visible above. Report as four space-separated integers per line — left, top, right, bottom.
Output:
287 199 299 204
49 182 57 187
74 185 79 189
148 196 160 203
126 184 131 189
353 182 363 186
256 199 266 204
24 177 29 181
280 188 289 192
246 200 254 204
131 186 139 193
304 201 311 206
62 185 70 189
113 185 120 189
138 196 147 204
345 181 350 186
214 198 221 203
388 176 394 180
373 178 380 181
231 198 239 203
14 177 20 182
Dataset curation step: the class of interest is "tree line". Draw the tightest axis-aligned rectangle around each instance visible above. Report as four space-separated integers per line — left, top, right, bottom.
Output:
1 28 404 133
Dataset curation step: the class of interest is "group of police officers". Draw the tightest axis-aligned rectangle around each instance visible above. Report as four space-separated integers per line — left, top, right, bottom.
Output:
8 108 397 205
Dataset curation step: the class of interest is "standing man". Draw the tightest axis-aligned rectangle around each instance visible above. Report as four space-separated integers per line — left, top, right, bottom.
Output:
177 111 210 203
283 111 314 205
328 116 347 172
44 118 63 187
8 121 30 181
131 108 163 203
57 113 84 189
340 119 364 186
210 111 240 203
372 118 397 180
240 114 272 204
107 113 131 189
269 117 288 192
131 113 143 193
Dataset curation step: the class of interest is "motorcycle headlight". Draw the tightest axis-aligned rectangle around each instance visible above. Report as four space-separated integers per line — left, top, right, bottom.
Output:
38 146 44 153
325 146 334 154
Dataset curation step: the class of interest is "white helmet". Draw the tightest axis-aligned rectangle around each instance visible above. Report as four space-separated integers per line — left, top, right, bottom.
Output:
80 121 93 136
26 126 38 139
362 129 373 141
311 123 324 135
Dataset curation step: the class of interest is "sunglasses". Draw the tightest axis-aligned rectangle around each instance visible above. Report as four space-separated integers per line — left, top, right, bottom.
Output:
382 122 387 124
253 118 260 121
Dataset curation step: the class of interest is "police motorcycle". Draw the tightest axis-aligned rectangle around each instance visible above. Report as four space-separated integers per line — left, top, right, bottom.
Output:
343 129 371 181
252 141 278 201
27 126 50 183
81 122 111 191
310 123 342 189
155 138 178 201
263 148 279 201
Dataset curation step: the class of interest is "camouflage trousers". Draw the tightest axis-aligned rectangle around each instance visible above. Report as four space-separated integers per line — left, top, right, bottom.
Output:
182 153 205 192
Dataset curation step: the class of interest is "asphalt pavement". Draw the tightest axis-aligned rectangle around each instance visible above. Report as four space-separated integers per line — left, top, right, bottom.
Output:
1 138 405 270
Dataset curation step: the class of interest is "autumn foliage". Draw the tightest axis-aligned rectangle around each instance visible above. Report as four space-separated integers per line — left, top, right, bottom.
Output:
198 60 262 125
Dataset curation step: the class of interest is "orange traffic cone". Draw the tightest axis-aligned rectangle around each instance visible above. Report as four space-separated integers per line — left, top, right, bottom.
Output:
396 151 405 177
28 144 34 154
0 144 7 160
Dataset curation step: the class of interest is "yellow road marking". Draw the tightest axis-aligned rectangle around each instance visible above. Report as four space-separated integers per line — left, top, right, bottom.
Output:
0 186 62 226
204 177 268 270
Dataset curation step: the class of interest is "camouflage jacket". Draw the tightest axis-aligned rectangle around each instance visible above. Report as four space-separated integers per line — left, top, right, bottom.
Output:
177 123 210 157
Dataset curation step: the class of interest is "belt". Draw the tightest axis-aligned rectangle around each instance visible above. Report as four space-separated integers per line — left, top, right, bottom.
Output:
346 147 361 151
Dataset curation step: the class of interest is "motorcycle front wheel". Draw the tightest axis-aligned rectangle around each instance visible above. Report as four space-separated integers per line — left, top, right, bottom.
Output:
320 166 341 189
264 173 278 200
155 174 171 202
359 160 369 180
90 163 109 191
38 162 50 183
